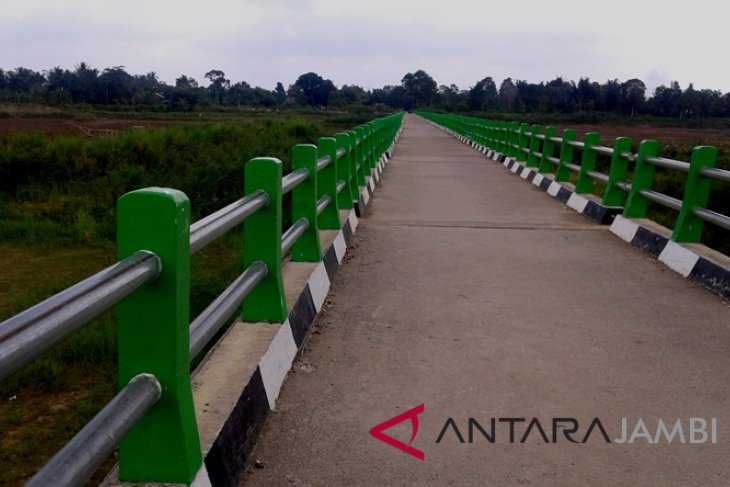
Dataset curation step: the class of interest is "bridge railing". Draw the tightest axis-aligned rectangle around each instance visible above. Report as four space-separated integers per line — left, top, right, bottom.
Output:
0 112 404 486
419 112 730 246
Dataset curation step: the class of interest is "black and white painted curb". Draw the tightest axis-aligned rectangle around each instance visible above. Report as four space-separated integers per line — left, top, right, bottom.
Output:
204 129 403 487
495 156 621 225
355 147 392 217
610 215 730 301
203 212 359 487
426 119 730 302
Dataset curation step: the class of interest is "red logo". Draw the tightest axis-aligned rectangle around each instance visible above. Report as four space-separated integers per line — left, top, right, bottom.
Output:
369 404 425 461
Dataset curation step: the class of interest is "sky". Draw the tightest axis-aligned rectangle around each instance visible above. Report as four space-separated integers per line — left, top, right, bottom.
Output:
1 0 728 95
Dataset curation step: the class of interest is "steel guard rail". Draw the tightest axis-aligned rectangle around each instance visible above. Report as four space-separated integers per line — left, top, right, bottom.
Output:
418 112 730 246
0 111 404 486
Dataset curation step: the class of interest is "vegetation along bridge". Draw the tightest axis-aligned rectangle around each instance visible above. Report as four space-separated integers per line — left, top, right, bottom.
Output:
1 114 729 486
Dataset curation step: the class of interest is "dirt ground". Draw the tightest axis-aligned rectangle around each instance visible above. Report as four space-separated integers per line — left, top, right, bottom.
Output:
548 123 730 152
0 117 174 137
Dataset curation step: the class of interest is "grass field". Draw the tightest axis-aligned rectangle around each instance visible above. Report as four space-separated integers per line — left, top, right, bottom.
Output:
0 109 728 484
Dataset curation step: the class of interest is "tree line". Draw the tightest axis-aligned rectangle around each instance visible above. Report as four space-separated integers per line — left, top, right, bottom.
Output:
2 63 730 118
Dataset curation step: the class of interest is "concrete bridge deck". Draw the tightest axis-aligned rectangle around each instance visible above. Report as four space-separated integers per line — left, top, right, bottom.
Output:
242 114 729 486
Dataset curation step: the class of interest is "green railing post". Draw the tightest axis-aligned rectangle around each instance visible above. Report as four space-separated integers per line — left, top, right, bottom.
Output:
352 128 366 187
539 126 557 173
360 124 370 171
575 132 600 193
117 188 202 484
317 137 341 230
346 132 360 200
516 123 530 162
508 121 520 157
623 140 661 218
602 137 633 207
242 157 287 322
527 124 543 167
335 132 357 209
497 121 506 154
291 144 321 261
367 123 376 169
673 145 719 242
372 122 381 161
555 129 576 181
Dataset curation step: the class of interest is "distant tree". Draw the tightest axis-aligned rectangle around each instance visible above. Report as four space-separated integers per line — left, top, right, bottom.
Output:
171 75 201 111
287 84 305 105
544 77 575 113
375 85 412 110
576 77 599 111
98 66 134 104
229 81 253 107
251 87 277 107
205 69 230 104
274 82 286 104
72 62 99 103
435 84 465 111
468 76 497 111
368 87 391 106
7 67 45 95
329 84 366 107
292 72 336 106
648 81 682 117
401 70 437 108
341 84 367 104
175 74 198 89
697 89 725 117
620 79 646 116
599 79 622 112
723 93 730 117
515 80 544 112
680 83 701 117
498 78 518 111
44 66 74 104
131 71 167 105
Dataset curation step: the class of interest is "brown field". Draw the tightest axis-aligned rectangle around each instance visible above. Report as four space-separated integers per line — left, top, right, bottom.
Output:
550 123 730 156
0 117 175 137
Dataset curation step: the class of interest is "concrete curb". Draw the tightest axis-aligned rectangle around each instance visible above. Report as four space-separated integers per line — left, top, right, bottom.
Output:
428 120 730 302
103 126 404 487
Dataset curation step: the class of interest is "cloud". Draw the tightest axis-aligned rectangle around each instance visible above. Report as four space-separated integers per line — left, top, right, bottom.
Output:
0 0 729 93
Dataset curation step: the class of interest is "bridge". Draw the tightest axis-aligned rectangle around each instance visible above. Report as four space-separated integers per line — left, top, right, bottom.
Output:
1 113 729 486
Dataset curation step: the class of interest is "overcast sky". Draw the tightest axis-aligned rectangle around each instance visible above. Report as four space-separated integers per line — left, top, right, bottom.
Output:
1 0 728 94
